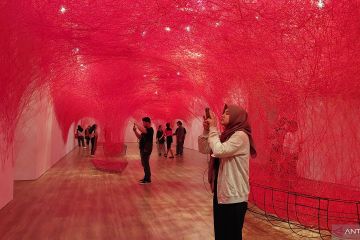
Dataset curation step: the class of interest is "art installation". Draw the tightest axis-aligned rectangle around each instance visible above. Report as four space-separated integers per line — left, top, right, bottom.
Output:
1 1 359 237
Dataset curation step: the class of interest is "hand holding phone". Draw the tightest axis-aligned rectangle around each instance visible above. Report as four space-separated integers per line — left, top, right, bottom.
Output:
203 108 211 131
204 108 217 128
205 107 211 119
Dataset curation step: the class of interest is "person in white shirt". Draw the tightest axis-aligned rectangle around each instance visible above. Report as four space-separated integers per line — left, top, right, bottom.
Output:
198 104 256 240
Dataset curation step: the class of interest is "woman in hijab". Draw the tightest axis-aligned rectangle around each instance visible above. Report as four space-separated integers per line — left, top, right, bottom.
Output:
198 104 256 240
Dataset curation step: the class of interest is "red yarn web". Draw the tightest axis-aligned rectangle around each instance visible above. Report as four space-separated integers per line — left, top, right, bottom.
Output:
1 0 360 234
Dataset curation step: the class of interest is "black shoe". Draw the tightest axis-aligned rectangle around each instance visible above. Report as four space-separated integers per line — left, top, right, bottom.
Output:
138 178 145 182
139 180 151 184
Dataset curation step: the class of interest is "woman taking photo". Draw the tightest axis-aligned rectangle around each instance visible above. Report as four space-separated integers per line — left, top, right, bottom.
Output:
198 104 256 240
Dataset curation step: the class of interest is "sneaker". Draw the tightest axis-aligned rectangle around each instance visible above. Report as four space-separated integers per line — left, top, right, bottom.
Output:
138 178 145 182
169 156 174 158
164 154 167 157
139 180 151 184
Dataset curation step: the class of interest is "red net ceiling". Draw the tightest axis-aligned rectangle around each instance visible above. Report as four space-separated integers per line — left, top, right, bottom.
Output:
1 0 360 231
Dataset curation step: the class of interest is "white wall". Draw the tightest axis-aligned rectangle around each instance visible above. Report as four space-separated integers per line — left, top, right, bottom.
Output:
14 86 76 180
184 118 202 151
124 118 138 143
0 132 13 209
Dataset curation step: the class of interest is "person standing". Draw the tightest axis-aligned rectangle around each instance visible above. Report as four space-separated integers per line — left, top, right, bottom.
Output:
77 125 85 148
164 122 174 158
174 120 186 156
156 125 166 156
89 124 98 156
84 125 91 149
133 117 154 184
198 104 256 240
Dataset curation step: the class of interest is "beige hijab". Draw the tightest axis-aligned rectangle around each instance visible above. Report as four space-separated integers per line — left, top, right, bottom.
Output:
220 104 257 157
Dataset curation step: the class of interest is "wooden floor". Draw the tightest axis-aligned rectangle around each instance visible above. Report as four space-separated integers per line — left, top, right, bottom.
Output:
0 143 309 240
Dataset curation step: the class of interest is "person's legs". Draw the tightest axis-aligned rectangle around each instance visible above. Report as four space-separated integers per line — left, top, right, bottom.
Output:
215 202 248 240
93 138 97 155
166 141 174 157
175 143 179 155
157 142 161 156
78 137 81 147
80 137 85 147
213 197 223 240
159 144 162 155
159 143 165 155
90 138 95 155
179 141 184 155
141 153 151 182
140 153 145 179
165 141 169 157
213 170 221 240
231 202 247 240
168 145 174 158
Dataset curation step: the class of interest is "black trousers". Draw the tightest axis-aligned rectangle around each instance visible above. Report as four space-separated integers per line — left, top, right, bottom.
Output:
213 199 247 240
90 137 96 155
213 166 247 240
85 137 90 146
140 152 151 181
78 136 84 147
176 141 184 155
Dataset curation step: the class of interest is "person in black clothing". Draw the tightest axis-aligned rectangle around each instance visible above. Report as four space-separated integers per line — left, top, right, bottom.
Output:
164 122 174 158
156 125 166 156
77 125 85 147
133 117 154 184
89 124 98 156
174 121 186 156
84 125 91 148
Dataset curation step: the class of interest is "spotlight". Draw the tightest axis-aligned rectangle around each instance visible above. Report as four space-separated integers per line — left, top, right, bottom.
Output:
317 0 325 9
59 6 67 14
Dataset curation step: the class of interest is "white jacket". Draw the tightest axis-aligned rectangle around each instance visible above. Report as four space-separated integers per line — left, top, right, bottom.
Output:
198 126 250 204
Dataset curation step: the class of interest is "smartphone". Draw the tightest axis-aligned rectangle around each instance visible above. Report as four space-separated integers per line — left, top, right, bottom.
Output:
205 107 211 119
